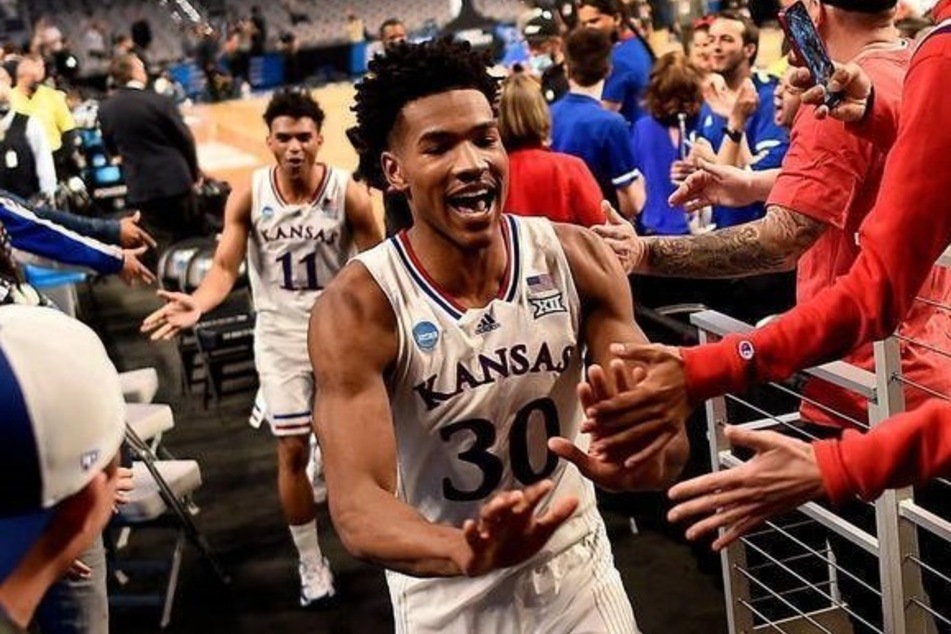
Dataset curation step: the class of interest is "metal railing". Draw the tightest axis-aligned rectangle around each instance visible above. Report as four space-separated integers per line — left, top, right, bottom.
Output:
692 246 951 633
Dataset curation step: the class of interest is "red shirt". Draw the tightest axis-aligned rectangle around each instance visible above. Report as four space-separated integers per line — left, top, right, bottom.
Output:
504 146 607 227
681 4 951 500
767 43 950 428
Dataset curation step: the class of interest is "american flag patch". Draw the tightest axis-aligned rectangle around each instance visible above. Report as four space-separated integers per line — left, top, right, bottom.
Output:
527 274 556 294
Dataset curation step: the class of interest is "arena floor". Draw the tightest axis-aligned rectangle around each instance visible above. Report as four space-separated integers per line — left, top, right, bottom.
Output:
93 82 729 633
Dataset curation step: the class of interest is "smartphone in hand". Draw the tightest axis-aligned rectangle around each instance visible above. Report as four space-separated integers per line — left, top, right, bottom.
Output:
778 1 843 109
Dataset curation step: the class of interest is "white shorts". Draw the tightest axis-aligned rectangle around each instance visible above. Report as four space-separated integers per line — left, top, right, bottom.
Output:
387 516 639 634
249 329 313 437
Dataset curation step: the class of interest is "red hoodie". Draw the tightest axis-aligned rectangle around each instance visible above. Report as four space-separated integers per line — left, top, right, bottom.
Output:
679 2 951 504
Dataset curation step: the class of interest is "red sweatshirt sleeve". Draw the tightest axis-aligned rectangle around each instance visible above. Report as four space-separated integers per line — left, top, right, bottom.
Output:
814 400 951 504
682 50 951 403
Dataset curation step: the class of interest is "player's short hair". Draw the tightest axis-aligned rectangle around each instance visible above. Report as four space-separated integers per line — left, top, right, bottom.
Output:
262 88 326 131
349 36 499 190
564 27 613 87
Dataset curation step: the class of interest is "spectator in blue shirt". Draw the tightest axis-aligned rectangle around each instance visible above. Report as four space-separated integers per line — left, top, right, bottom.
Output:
630 52 705 236
550 27 645 218
696 11 788 228
577 0 654 124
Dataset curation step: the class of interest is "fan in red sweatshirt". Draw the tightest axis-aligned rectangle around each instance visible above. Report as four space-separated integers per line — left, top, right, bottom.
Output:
684 4 951 504
592 2 951 517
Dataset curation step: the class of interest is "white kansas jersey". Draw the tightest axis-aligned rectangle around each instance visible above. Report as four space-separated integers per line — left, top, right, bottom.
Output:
248 165 354 334
356 214 599 552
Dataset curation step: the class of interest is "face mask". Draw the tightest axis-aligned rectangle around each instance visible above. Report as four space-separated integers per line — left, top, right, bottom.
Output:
528 53 554 75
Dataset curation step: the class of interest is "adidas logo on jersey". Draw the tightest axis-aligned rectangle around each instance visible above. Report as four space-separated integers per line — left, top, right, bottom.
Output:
474 313 500 335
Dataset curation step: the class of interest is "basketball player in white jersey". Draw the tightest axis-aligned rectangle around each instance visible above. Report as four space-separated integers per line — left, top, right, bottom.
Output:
309 38 688 632
141 89 383 606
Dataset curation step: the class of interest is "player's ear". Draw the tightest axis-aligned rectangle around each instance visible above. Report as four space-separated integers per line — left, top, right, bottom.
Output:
381 151 408 192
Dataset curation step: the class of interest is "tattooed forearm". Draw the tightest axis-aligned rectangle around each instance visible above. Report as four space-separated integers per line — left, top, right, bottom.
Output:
643 206 827 278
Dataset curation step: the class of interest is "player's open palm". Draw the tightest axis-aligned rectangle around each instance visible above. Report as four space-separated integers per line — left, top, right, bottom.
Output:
141 290 202 340
460 480 578 576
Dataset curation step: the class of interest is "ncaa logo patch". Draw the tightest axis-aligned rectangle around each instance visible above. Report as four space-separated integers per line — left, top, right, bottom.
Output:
262 205 275 219
412 321 440 351
737 340 755 361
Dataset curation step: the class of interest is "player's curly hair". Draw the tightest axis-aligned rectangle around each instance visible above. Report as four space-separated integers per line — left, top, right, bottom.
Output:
349 36 499 191
263 88 326 130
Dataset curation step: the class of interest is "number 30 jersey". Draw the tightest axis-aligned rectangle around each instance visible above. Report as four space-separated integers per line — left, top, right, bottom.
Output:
355 215 599 546
248 165 354 337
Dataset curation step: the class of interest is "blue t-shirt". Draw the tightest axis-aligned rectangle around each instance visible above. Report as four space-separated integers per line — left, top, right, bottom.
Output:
630 116 697 236
602 36 653 125
550 93 640 209
698 72 789 228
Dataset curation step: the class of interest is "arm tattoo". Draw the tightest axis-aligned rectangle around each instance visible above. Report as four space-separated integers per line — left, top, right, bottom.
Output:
644 206 827 278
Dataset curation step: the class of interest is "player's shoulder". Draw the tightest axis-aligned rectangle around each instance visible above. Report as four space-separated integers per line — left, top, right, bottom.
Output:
312 258 393 330
310 260 398 374
551 221 613 270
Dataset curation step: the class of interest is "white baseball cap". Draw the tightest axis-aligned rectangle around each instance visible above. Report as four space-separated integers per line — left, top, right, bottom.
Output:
0 306 126 516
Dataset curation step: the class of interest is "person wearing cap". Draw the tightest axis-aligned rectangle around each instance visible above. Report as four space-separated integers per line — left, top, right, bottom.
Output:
0 306 128 634
522 8 569 104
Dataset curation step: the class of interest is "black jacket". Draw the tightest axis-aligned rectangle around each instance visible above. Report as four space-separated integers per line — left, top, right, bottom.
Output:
98 87 199 204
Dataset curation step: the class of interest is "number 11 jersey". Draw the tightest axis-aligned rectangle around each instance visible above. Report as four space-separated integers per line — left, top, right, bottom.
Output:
248 164 354 337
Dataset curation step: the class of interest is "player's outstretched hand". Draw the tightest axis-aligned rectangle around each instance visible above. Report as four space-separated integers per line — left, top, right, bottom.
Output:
120 246 156 286
579 344 692 469
553 358 689 490
668 160 756 212
459 480 578 577
667 425 825 551
591 201 644 274
141 289 202 340
789 63 872 122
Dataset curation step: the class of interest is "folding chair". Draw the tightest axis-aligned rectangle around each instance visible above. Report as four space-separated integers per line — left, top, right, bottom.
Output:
192 291 257 407
108 425 229 628
119 368 159 404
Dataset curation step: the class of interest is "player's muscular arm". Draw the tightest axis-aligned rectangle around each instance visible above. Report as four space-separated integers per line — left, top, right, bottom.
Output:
641 205 827 278
345 178 384 252
309 265 465 577
142 185 253 340
553 224 689 489
190 185 253 312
